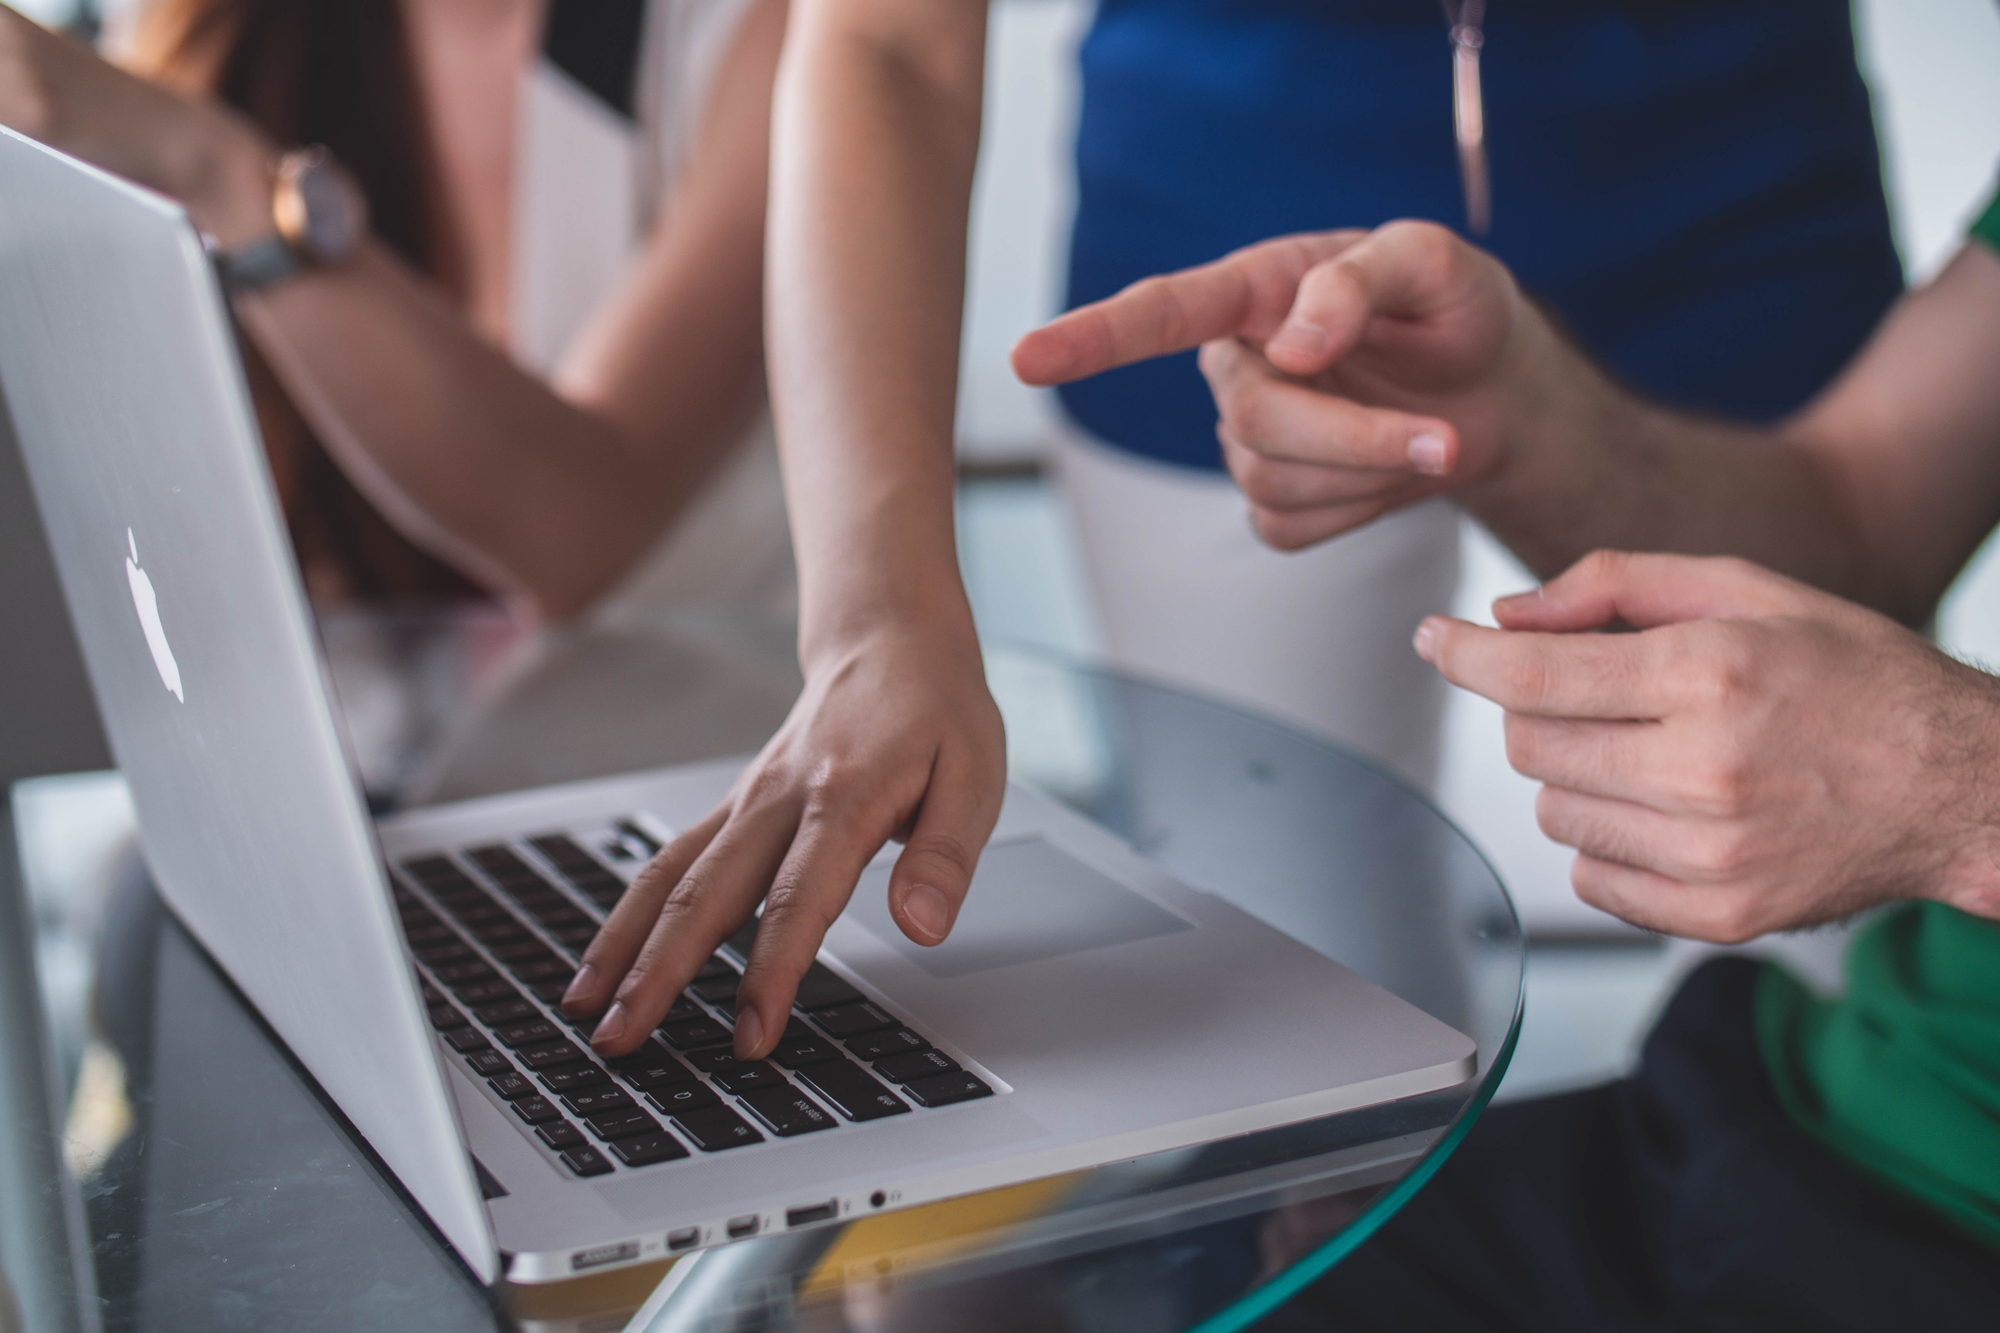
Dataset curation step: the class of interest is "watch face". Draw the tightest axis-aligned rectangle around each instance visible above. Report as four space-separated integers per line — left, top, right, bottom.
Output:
274 150 366 264
294 161 363 261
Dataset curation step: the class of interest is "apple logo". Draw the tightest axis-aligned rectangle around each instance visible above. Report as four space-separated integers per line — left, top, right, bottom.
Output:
125 528 183 702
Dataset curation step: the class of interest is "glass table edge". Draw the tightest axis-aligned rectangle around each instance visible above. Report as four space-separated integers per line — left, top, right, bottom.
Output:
1181 983 1526 1333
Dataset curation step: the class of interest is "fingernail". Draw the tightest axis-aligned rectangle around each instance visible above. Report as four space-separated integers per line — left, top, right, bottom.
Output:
1271 318 1330 358
561 963 597 1013
1492 587 1540 613
1408 432 1449 476
734 1006 764 1059
1413 619 1439 662
904 884 951 942
590 1001 626 1048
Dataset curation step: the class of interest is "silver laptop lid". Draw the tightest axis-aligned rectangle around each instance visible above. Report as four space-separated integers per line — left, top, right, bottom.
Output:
0 129 496 1281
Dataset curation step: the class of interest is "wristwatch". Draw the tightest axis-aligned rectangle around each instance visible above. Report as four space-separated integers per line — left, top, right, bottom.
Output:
213 146 367 294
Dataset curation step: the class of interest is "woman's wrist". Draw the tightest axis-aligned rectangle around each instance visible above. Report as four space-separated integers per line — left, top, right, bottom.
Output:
1928 661 2000 922
165 109 279 248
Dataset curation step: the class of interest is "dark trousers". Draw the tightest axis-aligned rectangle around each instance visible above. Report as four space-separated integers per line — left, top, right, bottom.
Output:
1266 959 2000 1332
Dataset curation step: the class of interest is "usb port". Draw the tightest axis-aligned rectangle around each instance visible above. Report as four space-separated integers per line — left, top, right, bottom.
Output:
666 1227 700 1252
786 1200 839 1229
726 1214 761 1239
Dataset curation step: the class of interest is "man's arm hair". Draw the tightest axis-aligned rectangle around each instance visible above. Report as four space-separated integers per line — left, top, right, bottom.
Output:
1463 244 2000 626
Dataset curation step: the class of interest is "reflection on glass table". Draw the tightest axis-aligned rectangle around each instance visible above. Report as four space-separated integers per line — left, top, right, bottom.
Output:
6 614 1520 1333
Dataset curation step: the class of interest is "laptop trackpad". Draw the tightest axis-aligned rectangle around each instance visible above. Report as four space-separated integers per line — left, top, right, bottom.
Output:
844 837 1191 979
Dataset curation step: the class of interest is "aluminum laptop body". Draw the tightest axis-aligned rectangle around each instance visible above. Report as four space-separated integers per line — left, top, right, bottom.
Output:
0 128 1475 1285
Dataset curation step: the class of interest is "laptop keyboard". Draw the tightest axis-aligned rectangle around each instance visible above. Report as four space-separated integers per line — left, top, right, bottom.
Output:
392 822 994 1181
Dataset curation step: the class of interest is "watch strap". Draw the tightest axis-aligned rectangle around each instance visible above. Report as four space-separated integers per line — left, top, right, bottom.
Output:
214 235 302 294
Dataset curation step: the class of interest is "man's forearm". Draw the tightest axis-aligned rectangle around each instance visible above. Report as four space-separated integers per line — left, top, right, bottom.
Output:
767 3 989 663
1461 308 1888 615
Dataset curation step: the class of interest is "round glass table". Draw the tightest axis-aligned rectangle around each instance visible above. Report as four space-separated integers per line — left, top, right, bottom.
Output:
3 612 1521 1333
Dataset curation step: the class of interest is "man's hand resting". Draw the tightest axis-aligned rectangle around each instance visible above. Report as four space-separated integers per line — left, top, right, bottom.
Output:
1417 551 2000 940
1013 222 1531 549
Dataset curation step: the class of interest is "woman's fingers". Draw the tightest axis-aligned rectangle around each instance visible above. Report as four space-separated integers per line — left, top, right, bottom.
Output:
886 740 1002 948
587 796 798 1056
732 798 903 1059
562 804 727 1018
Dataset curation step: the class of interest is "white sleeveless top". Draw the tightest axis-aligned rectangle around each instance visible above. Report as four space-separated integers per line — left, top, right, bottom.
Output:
514 0 794 627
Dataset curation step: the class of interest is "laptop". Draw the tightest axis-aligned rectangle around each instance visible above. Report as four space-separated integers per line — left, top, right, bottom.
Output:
0 127 1475 1285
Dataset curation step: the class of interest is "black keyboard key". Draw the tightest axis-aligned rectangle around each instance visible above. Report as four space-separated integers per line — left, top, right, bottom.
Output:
873 1050 961 1084
671 1105 762 1151
489 939 555 965
795 1061 910 1122
442 1027 492 1054
611 1049 696 1091
466 845 528 875
584 1109 658 1141
663 993 703 1023
516 1040 590 1071
488 1072 537 1101
511 1095 562 1125
844 1026 930 1062
455 980 522 1007
552 925 597 950
414 941 476 967
559 1146 613 1177
793 962 864 1012
608 1132 689 1168
436 962 501 989
472 1000 539 1027
691 974 739 1004
772 1036 843 1069
537 1064 611 1096
510 958 574 984
529 833 597 869
686 1048 746 1074
450 902 512 928
659 1018 732 1050
561 1086 636 1118
708 1061 787 1095
535 1121 585 1151
495 1020 565 1050
405 924 457 948
811 1002 896 1040
903 1070 995 1108
468 921 532 948
645 1083 721 1115
738 1086 837 1137
464 1049 512 1077
723 918 760 960
427 1003 466 1031
530 981 572 1005
401 855 459 883
694 955 737 982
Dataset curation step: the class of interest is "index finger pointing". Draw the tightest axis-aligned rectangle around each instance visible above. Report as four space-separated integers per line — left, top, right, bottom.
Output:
1011 231 1365 386
1414 616 1676 719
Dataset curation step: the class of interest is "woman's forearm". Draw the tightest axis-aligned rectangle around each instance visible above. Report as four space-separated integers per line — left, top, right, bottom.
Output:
766 1 990 664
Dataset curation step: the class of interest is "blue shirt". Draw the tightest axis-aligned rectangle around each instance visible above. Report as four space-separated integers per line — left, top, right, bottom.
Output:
1059 0 1904 471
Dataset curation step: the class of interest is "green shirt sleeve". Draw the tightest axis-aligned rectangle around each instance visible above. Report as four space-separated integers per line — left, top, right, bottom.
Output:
1975 187 2000 255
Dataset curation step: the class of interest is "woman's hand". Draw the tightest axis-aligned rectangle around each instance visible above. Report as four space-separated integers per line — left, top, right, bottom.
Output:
1418 551 2000 940
564 619 1006 1060
0 5 271 244
1014 221 1535 550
